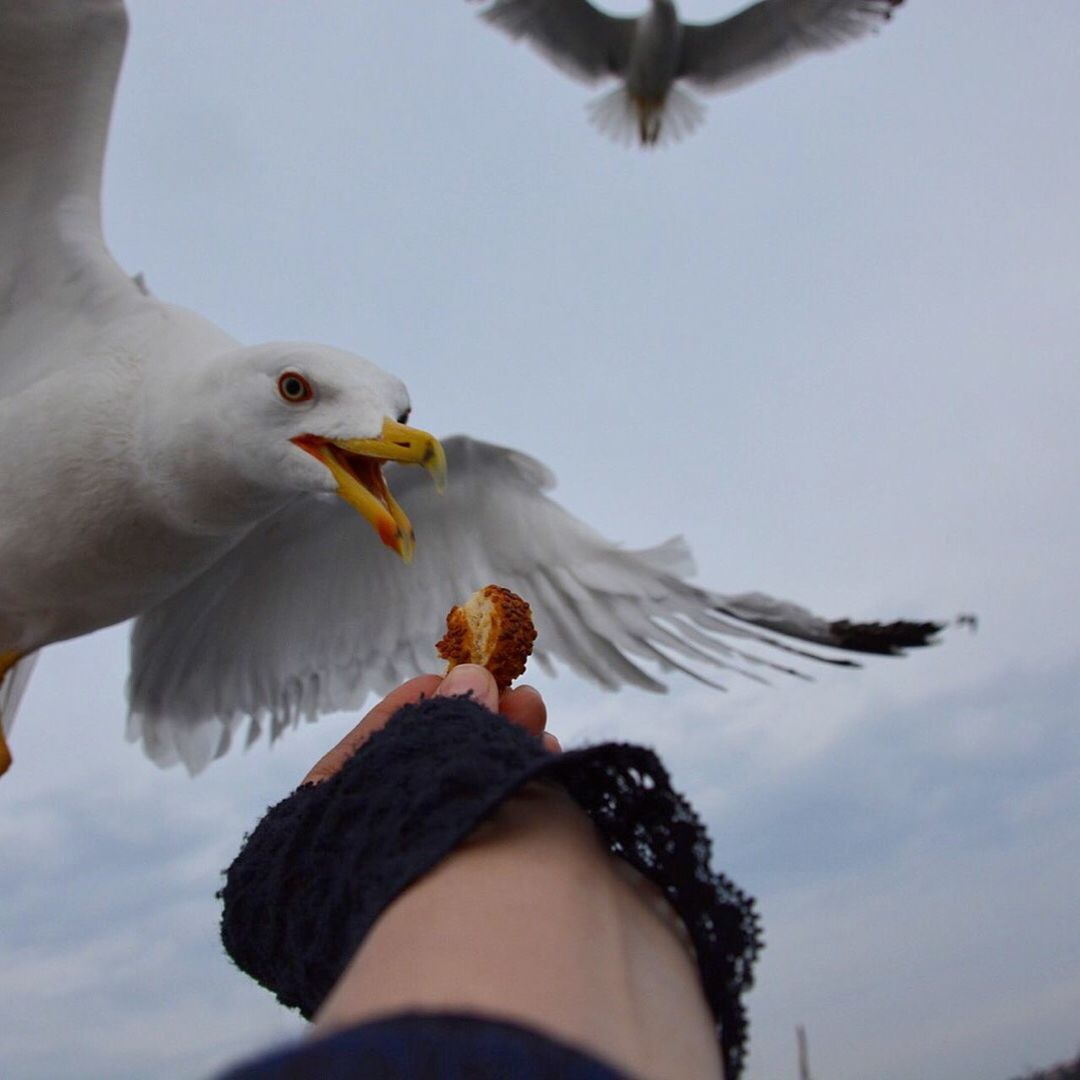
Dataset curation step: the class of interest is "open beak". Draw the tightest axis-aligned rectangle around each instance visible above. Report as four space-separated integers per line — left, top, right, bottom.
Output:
291 419 446 563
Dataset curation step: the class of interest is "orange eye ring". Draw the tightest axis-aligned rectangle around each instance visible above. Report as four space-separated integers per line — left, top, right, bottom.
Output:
277 371 314 403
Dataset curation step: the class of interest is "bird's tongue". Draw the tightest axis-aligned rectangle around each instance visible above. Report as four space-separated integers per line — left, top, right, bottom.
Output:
292 436 416 561
329 446 415 560
346 455 405 547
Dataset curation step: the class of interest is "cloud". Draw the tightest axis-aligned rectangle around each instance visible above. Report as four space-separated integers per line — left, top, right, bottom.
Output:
5 652 1076 1080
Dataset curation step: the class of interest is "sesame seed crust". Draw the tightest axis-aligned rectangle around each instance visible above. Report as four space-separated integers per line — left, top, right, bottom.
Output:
436 585 537 690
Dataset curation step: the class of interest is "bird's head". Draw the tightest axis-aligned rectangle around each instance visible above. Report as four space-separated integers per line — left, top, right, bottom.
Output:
171 343 445 561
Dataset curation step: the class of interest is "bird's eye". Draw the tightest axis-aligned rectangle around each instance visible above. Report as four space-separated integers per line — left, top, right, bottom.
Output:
396 407 411 425
277 371 314 403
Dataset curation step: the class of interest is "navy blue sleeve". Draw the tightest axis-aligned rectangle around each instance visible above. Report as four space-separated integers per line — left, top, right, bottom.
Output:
218 1013 629 1080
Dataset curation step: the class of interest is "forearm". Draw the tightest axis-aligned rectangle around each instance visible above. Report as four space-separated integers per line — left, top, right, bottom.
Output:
314 782 723 1080
221 683 758 1076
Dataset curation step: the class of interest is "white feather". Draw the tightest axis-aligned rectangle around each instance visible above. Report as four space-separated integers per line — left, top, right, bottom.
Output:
0 653 39 739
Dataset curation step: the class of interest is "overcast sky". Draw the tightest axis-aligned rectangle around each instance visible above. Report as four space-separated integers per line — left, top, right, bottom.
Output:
2 2 1079 1078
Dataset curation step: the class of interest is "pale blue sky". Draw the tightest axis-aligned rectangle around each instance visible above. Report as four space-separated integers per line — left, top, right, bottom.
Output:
2 3 1079 1078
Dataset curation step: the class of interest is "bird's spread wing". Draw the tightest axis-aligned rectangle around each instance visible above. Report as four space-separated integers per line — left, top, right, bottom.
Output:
478 0 636 84
128 435 938 773
0 0 144 397
678 0 902 92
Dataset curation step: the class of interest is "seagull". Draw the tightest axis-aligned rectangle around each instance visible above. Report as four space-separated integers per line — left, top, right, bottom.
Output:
474 0 904 145
0 1 937 777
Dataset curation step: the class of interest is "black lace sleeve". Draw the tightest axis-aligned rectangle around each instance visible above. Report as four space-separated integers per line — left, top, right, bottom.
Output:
219 693 762 1078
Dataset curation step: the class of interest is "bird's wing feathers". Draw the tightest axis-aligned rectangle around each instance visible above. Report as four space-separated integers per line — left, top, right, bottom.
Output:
0 0 144 396
128 435 938 774
478 0 636 84
678 0 902 91
129 434 682 772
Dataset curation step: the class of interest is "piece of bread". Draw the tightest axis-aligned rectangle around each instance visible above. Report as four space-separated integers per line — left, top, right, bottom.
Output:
436 585 537 691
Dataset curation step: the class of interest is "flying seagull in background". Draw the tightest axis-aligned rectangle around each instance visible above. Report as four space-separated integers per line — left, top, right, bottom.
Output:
473 0 904 145
0 0 936 777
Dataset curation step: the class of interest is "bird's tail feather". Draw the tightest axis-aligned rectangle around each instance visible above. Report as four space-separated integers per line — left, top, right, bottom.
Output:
1 651 39 737
587 85 705 148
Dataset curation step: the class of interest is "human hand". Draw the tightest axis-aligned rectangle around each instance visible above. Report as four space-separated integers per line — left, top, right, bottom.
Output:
302 665 559 786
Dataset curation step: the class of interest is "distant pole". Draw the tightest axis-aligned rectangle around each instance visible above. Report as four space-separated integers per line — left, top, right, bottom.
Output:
797 1025 813 1080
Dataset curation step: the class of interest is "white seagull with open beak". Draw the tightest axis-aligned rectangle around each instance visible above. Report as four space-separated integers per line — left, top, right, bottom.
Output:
0 0 936 776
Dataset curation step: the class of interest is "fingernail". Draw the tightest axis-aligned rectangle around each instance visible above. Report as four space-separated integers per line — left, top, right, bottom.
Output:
436 664 497 705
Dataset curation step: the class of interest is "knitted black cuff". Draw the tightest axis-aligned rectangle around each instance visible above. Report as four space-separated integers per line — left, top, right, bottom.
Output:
219 693 762 1078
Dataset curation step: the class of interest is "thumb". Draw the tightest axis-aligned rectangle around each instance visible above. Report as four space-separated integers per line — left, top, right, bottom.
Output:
434 664 499 711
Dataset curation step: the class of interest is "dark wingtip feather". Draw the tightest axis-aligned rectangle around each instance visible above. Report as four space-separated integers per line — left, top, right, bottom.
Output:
827 618 944 655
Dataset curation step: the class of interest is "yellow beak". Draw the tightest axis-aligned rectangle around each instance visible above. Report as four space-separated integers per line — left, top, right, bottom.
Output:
292 419 446 562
